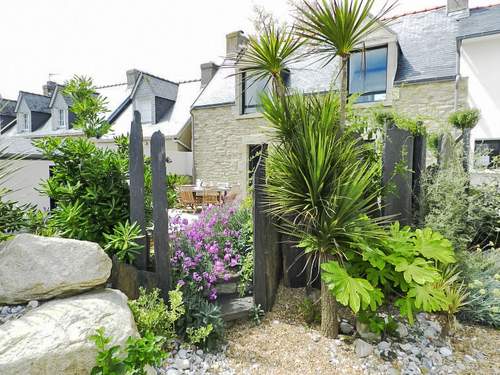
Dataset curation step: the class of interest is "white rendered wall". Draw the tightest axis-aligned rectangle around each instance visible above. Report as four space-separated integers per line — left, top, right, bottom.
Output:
460 34 500 168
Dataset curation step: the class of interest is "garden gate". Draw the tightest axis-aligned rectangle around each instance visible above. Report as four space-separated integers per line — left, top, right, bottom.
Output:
111 111 171 301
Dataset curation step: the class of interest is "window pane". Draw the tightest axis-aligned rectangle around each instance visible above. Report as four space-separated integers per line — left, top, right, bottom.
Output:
349 47 387 101
243 73 267 114
475 140 500 169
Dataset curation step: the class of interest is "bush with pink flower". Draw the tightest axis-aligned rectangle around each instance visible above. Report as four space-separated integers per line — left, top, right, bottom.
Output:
170 202 253 302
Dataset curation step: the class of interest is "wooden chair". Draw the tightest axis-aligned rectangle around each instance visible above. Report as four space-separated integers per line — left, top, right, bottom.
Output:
202 189 220 206
179 187 197 212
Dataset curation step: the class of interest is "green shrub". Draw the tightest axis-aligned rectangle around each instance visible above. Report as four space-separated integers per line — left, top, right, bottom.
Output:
34 137 129 246
104 221 144 264
299 297 321 326
448 109 480 130
457 249 500 328
128 287 184 343
90 328 166 375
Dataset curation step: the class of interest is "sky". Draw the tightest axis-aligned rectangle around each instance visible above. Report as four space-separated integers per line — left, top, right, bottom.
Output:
0 0 497 100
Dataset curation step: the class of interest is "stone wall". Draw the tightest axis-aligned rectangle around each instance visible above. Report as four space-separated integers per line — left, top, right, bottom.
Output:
392 78 468 131
192 105 270 195
192 79 469 196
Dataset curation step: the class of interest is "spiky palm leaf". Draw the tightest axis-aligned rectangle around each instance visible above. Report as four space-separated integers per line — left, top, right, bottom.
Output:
294 0 396 128
237 23 304 97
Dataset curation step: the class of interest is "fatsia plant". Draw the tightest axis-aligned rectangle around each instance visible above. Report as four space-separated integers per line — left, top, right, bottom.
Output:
295 0 396 129
264 91 388 337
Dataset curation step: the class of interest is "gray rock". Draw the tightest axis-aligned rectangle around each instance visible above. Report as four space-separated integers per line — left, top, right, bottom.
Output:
423 327 438 339
396 323 408 338
464 354 476 363
196 349 204 356
0 289 137 375
399 343 413 352
0 234 112 304
387 367 400 375
166 369 180 375
177 349 189 359
356 320 381 342
27 300 39 309
354 339 374 358
340 321 354 335
439 347 452 357
174 358 190 370
378 341 391 352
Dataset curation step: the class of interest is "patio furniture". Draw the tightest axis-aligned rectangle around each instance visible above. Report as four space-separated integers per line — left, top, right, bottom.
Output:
202 189 220 206
179 186 198 212
224 183 241 204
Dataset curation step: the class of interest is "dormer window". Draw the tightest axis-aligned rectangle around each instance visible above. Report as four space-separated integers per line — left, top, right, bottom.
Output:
348 46 388 103
58 109 67 129
20 113 30 132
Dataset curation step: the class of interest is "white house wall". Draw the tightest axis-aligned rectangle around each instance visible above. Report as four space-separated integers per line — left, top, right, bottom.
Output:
2 159 52 210
460 34 500 158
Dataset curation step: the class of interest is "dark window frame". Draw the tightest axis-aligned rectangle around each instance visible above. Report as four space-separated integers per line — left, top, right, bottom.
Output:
474 138 500 169
347 45 388 102
241 70 290 115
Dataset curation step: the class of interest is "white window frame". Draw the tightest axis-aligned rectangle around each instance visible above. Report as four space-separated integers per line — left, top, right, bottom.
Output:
58 109 67 129
20 112 30 132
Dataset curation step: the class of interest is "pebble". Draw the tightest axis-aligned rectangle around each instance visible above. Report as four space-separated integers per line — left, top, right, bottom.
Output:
354 339 373 358
340 321 354 335
439 347 452 357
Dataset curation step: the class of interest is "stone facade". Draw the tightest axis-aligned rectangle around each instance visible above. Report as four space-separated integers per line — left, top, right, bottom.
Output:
192 79 469 196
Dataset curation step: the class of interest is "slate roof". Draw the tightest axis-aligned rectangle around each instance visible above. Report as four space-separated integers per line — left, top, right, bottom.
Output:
0 99 17 117
17 92 51 113
49 85 74 108
193 4 500 108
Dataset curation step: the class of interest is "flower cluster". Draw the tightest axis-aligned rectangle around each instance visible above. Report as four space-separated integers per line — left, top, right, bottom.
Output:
170 204 252 301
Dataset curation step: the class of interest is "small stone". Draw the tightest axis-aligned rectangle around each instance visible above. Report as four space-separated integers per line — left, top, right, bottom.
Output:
423 327 438 339
166 369 180 375
464 354 476 363
272 320 280 325
196 349 203 356
174 358 190 370
27 300 39 309
399 343 412 352
387 367 400 375
439 347 452 357
396 323 408 338
354 339 374 358
378 341 391 351
177 349 188 359
340 321 354 335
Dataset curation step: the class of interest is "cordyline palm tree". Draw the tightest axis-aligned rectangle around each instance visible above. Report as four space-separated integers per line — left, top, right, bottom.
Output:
237 22 304 98
295 0 396 130
263 92 387 337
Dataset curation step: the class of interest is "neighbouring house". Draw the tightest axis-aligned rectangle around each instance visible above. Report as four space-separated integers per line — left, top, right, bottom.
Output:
0 70 202 209
191 0 500 196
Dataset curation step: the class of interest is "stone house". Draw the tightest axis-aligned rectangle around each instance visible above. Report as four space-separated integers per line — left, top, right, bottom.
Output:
191 0 500 195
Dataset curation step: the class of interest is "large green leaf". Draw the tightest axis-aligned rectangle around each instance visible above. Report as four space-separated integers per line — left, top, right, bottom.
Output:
321 261 374 313
395 295 415 324
394 258 440 285
412 228 456 264
409 284 448 312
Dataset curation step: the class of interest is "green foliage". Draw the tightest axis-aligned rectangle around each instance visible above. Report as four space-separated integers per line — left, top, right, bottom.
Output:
249 304 265 326
458 249 500 328
64 75 111 139
104 221 144 264
321 261 374 313
128 287 185 342
33 137 129 245
186 324 213 346
90 328 166 375
374 110 426 136
167 174 191 208
358 311 398 337
448 109 480 130
299 297 321 325
238 250 254 297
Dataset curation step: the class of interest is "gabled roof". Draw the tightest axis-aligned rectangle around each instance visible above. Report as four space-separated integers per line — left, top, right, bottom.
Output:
49 85 73 108
15 91 51 113
193 4 500 107
131 71 179 102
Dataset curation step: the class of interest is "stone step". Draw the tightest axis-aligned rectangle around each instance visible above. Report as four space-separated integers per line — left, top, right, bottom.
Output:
220 296 254 322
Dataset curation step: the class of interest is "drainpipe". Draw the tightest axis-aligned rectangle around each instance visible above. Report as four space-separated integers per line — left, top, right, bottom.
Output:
454 38 462 111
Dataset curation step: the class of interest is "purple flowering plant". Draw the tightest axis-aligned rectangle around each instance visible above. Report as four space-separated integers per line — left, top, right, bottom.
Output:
170 203 253 301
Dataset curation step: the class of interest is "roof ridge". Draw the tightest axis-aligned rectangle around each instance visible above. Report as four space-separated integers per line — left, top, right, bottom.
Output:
384 5 445 20
96 82 127 89
470 2 500 11
178 78 201 84
19 91 50 98
139 70 178 86
0 98 17 103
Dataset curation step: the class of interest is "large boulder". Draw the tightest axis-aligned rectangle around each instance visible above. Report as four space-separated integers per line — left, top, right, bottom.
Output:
0 234 111 304
0 288 138 374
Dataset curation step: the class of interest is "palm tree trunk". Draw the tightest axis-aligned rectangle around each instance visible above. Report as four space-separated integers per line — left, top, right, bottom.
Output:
339 55 348 132
320 253 338 338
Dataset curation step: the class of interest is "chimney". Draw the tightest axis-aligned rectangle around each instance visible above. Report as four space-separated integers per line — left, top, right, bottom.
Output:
447 0 469 18
126 69 141 88
226 31 248 56
42 81 57 97
200 62 219 88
